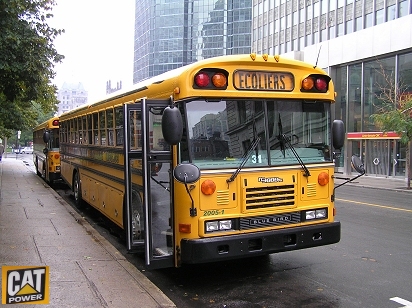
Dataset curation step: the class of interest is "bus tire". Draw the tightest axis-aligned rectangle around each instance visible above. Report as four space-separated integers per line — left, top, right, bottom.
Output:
35 159 41 176
123 189 144 248
73 171 84 208
131 190 144 241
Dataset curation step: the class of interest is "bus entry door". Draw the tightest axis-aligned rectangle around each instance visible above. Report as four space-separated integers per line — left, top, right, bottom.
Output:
124 99 174 269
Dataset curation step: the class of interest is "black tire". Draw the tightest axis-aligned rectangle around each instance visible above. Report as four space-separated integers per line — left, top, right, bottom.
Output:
73 171 84 208
123 189 144 251
35 159 42 176
130 190 144 241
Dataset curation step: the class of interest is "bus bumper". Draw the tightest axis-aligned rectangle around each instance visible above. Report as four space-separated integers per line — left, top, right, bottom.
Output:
180 222 340 264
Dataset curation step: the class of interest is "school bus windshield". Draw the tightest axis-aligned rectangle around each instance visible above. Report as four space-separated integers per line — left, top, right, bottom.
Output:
184 99 331 169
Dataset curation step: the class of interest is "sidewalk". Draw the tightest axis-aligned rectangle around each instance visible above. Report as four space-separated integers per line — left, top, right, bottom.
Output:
333 172 412 192
0 157 176 308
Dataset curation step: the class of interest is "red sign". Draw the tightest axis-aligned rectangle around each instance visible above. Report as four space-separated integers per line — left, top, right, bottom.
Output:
347 132 400 139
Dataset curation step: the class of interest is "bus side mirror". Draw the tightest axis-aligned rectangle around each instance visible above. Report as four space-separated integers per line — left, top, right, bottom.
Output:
162 106 183 145
43 131 50 143
173 163 200 217
173 163 200 184
351 155 365 174
332 120 345 150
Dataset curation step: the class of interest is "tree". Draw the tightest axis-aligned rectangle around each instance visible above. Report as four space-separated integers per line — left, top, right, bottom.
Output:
370 62 412 189
0 0 64 135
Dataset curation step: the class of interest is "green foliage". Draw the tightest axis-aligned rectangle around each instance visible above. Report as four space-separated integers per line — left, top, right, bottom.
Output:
371 95 412 145
370 63 412 189
0 0 64 134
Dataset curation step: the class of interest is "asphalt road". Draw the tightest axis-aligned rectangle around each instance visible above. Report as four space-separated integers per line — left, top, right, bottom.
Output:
21 151 408 308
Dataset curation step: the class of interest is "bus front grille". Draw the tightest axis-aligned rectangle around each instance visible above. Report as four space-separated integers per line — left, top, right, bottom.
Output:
245 184 295 210
239 212 301 230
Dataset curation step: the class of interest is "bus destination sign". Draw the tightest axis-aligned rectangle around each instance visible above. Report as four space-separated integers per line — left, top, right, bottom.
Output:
233 70 294 91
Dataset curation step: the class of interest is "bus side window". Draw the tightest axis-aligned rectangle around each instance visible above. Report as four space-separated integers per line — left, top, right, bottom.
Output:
81 116 87 144
87 114 92 145
93 113 99 144
73 118 78 143
70 119 76 144
107 108 114 146
99 110 106 145
115 107 123 146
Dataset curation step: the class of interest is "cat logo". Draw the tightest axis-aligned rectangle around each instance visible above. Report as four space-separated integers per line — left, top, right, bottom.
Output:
1 266 49 304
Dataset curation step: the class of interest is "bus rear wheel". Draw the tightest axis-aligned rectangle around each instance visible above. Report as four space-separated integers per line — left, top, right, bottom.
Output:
123 190 144 250
35 159 41 176
131 190 144 241
73 172 83 208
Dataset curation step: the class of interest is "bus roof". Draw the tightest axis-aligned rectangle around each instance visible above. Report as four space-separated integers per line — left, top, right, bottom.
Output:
33 116 59 131
59 54 333 120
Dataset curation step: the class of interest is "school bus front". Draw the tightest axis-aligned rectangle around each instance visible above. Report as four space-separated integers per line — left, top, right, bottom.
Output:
161 54 342 266
173 165 339 264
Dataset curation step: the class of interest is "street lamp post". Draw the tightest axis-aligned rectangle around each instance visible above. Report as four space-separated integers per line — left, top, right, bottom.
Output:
16 130 21 159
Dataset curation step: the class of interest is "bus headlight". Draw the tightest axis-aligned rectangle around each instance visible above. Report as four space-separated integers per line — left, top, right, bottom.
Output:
304 208 327 221
205 221 219 232
205 219 233 232
219 220 232 230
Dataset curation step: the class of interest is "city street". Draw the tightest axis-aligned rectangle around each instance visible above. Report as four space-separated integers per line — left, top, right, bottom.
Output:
19 154 411 308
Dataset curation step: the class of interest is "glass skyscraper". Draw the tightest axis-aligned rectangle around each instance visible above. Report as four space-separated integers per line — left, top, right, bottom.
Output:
252 0 412 180
133 0 252 83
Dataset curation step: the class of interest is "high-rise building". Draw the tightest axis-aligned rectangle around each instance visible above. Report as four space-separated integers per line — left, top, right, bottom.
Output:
57 82 88 116
252 0 412 180
133 0 252 83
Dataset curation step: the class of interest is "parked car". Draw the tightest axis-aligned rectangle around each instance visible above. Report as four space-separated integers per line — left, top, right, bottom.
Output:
20 146 33 154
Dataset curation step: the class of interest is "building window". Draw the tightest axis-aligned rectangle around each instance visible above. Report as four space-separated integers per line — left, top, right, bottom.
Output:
348 63 362 133
337 23 344 37
399 0 408 17
346 20 353 34
387 4 396 21
355 16 362 31
365 12 373 28
375 9 384 25
363 57 395 132
329 25 335 39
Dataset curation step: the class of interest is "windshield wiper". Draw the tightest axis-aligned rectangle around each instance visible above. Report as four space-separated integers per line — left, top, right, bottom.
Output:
280 134 311 177
227 115 261 184
227 136 261 184
277 114 310 178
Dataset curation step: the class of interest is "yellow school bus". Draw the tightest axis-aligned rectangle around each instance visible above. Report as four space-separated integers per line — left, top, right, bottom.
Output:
59 54 363 269
33 116 61 185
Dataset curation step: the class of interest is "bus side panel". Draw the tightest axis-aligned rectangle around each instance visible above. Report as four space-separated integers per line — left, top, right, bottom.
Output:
77 169 125 228
60 160 75 190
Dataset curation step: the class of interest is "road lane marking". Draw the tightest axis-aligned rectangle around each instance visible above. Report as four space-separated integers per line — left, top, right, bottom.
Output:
390 297 412 307
336 199 412 213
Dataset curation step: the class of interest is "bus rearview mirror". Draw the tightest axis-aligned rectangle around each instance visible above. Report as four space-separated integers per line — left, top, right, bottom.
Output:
332 120 345 150
43 131 50 143
162 106 183 145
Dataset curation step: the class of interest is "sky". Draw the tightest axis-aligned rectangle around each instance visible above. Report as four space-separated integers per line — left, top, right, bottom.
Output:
50 0 135 103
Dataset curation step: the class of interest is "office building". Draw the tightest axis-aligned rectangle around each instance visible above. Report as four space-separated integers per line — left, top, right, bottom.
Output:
57 82 88 116
133 0 252 83
252 0 412 180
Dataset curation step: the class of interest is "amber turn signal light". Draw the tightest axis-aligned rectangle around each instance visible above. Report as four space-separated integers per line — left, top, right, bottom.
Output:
201 180 216 195
318 172 329 186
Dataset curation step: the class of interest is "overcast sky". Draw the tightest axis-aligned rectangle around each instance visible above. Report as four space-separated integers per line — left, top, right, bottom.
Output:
50 0 135 103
